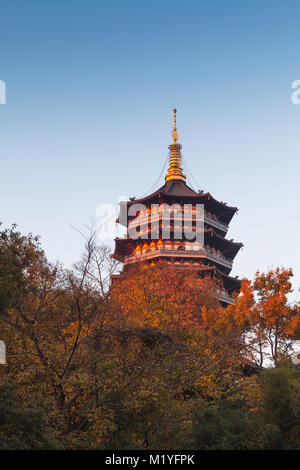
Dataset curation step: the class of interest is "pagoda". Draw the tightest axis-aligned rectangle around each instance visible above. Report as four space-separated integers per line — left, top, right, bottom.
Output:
111 110 243 305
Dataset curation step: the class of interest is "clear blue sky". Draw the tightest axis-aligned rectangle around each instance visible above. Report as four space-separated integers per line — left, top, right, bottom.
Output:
1 0 300 297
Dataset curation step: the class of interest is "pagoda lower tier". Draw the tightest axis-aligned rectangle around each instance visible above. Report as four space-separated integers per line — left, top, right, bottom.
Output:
111 236 241 304
112 229 242 275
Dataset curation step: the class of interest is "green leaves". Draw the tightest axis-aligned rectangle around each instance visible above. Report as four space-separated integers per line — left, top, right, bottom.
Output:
0 223 42 318
0 379 59 449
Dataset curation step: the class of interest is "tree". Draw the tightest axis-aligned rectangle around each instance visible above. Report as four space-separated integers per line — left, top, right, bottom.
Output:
104 264 244 448
0 227 119 444
3 223 300 449
0 223 41 319
258 366 300 449
229 267 300 367
0 379 58 449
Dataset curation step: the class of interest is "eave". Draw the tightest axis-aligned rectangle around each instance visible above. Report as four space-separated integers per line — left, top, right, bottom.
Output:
116 180 238 227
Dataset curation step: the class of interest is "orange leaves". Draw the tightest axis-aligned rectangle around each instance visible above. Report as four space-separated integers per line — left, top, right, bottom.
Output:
112 264 219 335
230 267 300 366
227 279 254 329
110 264 246 386
254 267 293 297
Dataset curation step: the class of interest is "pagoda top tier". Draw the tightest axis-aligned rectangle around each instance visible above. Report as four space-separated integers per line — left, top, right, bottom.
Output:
117 179 238 226
116 109 238 225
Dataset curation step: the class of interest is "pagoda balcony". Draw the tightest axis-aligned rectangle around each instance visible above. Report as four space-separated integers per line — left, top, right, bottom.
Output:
216 289 235 305
124 247 232 269
128 210 228 233
204 214 228 232
219 294 234 305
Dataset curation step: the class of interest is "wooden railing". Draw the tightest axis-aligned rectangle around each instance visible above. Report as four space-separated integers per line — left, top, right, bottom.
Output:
124 247 232 269
128 211 228 232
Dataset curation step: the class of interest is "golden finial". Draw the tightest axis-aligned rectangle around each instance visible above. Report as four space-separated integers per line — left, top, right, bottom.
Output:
165 108 186 182
171 108 180 143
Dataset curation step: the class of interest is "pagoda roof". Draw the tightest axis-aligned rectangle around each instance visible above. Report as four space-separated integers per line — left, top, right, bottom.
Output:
157 179 200 197
204 228 243 260
213 267 242 294
118 179 238 225
198 263 241 293
122 180 199 206
111 237 135 261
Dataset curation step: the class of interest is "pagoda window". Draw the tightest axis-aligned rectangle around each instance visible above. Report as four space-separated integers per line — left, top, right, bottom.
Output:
174 241 184 251
157 239 163 248
192 241 201 251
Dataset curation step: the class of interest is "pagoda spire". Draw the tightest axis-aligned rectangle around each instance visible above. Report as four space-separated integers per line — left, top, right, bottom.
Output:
165 109 186 182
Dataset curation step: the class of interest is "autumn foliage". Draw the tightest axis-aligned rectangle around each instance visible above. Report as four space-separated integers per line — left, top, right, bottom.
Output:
228 267 300 366
1 225 300 449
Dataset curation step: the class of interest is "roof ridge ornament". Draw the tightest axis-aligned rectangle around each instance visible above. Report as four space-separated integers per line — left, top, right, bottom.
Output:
165 108 186 182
